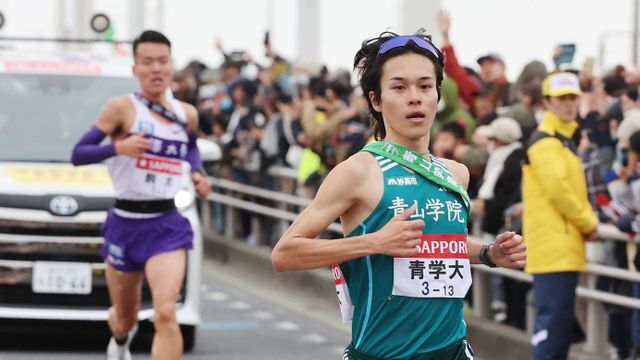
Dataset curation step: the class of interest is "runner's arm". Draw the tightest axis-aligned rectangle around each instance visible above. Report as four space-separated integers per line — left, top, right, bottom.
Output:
443 158 526 268
272 158 375 271
181 102 211 196
70 97 128 166
272 155 423 271
182 103 203 173
440 159 483 263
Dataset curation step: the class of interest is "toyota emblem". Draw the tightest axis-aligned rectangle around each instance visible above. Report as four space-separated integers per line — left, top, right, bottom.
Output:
49 196 79 216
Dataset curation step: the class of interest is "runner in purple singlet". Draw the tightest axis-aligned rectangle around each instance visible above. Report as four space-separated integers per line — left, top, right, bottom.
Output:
70 30 211 360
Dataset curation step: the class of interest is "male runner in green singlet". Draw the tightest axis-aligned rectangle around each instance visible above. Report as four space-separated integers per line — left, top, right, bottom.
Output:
271 30 527 360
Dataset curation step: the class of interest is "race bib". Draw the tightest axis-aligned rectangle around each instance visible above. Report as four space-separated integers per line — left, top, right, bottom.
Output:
132 155 184 198
331 263 354 323
393 234 472 298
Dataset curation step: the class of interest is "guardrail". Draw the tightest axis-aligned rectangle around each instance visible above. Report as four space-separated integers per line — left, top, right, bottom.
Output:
199 166 640 359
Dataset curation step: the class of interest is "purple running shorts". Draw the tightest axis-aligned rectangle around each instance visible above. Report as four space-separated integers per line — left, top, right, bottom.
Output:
100 209 193 272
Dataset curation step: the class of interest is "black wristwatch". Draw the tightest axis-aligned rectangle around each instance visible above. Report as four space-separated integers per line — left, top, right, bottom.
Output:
479 244 498 268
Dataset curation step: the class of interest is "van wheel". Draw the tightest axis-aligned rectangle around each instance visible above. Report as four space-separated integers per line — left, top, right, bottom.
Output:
181 325 196 352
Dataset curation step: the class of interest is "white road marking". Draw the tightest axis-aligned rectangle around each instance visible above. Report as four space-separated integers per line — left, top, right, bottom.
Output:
250 311 274 320
229 301 251 310
334 346 347 355
205 292 229 301
300 333 327 344
273 321 300 331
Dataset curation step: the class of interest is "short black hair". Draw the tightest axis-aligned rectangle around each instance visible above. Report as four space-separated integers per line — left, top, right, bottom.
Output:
308 76 328 98
132 30 171 58
274 93 293 105
232 78 258 99
627 87 639 102
354 29 445 140
439 121 466 141
629 130 640 154
329 79 352 100
222 61 242 71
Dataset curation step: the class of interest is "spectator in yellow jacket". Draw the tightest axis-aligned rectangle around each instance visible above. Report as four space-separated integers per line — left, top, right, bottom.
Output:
522 72 598 360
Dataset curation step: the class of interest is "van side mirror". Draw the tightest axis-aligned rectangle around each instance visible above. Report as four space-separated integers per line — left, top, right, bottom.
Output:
196 138 221 162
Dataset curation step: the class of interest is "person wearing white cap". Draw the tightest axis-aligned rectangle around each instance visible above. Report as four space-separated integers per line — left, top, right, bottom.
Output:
523 72 599 360
473 117 523 220
472 117 526 327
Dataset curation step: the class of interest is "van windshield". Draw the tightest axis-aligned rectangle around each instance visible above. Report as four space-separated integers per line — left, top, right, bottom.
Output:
0 73 137 162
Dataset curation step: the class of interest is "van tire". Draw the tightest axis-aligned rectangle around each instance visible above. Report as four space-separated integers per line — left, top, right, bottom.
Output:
181 324 196 352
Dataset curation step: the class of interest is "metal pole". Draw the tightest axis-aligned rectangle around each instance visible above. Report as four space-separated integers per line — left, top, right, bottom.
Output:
470 212 492 319
72 0 93 50
129 0 145 39
472 271 492 319
634 0 639 65
74 0 93 38
266 0 275 33
56 0 67 39
200 198 212 234
225 189 235 241
156 0 164 32
56 0 69 51
598 34 606 74
402 0 441 41
296 0 320 64
582 273 610 357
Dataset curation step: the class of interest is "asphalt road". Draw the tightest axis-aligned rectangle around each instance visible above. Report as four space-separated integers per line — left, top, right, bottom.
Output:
0 258 352 360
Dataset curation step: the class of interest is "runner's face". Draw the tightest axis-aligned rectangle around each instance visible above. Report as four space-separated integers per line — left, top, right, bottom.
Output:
133 42 173 96
370 53 438 143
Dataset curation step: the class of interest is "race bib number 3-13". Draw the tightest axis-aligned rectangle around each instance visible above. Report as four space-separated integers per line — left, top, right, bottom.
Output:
393 234 472 298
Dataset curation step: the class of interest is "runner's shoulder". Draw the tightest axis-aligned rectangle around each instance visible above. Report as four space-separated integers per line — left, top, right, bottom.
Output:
328 151 379 186
437 157 470 190
177 100 198 130
178 100 197 115
98 95 135 122
315 151 378 204
103 95 134 113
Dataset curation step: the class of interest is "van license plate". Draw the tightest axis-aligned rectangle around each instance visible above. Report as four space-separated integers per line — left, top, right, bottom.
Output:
32 261 92 294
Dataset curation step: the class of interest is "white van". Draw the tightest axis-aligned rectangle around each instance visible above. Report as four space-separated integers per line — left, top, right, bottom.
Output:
0 45 214 350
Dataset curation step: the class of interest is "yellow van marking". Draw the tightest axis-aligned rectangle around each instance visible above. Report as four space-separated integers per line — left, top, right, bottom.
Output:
4 165 111 185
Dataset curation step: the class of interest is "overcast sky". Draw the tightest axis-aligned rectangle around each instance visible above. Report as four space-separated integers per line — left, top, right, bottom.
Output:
1 0 636 79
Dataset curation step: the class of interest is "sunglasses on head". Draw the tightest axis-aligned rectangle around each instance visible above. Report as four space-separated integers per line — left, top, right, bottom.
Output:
377 35 442 62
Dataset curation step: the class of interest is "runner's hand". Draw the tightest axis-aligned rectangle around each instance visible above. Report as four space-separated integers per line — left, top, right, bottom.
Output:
489 231 526 269
192 171 212 197
372 204 424 257
115 132 151 158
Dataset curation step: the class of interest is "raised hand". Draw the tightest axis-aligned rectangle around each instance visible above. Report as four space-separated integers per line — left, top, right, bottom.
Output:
214 36 224 53
436 10 451 43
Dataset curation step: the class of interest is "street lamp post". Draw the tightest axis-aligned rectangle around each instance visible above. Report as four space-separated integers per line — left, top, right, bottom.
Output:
633 0 639 65
296 0 320 65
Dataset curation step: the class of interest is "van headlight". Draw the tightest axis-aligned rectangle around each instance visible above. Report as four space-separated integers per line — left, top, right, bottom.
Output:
174 189 194 211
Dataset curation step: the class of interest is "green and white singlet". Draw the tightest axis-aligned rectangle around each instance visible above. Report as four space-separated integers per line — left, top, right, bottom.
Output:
338 147 471 359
